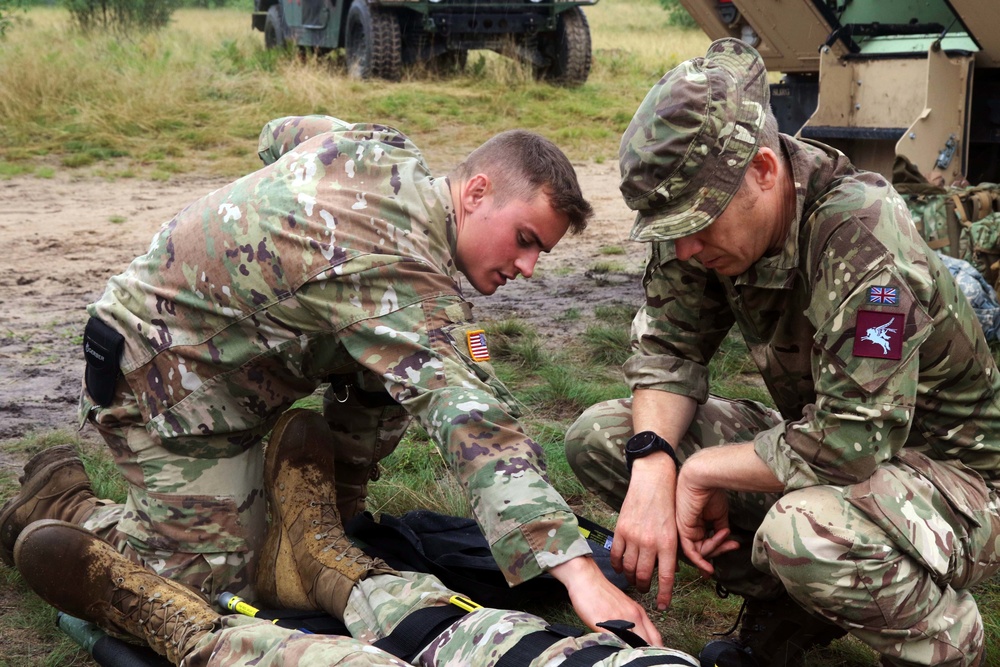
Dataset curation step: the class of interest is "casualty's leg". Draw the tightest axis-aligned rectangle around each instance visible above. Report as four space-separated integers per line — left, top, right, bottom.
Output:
345 569 702 667
14 519 411 667
254 408 701 667
16 519 699 667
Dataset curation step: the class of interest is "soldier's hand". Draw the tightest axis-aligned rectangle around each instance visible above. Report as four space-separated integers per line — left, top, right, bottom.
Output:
675 467 739 576
611 452 679 611
550 555 664 647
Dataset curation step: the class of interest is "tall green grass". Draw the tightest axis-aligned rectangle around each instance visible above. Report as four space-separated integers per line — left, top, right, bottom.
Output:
0 1 707 178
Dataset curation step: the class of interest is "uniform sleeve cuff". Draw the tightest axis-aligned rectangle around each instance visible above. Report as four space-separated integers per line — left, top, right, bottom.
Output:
490 512 593 586
623 355 709 403
753 423 822 491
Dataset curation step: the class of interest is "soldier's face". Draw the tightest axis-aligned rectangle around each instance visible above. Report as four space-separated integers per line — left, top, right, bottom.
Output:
456 190 570 295
672 185 772 276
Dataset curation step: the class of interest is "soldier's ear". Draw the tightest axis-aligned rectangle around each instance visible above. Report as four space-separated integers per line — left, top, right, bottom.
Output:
748 148 781 191
460 173 491 212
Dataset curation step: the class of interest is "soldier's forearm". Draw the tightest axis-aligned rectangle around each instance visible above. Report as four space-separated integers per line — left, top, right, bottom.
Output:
632 388 697 445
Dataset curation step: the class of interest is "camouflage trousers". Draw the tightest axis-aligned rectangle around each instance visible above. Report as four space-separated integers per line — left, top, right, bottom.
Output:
565 396 1000 667
182 571 699 667
78 374 410 601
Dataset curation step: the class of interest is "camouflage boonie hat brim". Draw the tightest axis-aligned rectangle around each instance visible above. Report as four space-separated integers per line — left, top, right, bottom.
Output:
619 38 769 242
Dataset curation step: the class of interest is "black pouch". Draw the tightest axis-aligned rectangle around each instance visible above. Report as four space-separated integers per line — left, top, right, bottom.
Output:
83 317 125 407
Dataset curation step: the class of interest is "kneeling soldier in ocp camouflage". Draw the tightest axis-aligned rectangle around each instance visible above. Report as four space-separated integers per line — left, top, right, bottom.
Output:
0 113 662 643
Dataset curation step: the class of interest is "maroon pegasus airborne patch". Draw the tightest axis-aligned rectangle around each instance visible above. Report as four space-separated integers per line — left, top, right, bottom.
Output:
853 310 904 360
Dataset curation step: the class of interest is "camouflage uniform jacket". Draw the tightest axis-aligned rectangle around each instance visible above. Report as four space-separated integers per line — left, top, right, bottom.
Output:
627 134 1000 491
87 115 591 584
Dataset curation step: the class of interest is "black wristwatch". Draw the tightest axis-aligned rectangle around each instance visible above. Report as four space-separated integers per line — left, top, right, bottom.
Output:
625 431 682 472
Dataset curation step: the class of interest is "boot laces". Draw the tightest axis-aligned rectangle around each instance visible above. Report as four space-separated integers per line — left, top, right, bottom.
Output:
111 576 207 652
310 501 371 568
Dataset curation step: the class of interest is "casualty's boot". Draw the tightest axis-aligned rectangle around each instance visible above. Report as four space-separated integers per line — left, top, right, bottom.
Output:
256 408 397 619
14 520 217 666
699 594 847 667
0 445 107 566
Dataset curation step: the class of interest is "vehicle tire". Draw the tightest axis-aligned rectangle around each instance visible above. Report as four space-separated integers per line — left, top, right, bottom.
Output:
264 4 288 50
345 0 402 81
535 7 591 86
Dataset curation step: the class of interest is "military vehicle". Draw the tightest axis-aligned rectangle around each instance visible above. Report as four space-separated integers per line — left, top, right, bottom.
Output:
251 0 596 85
676 0 1000 186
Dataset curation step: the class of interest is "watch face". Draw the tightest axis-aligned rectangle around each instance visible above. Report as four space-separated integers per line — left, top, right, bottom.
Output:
628 431 657 453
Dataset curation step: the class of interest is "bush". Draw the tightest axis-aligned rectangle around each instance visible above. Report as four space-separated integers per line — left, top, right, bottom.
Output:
0 0 20 37
63 0 182 33
657 0 699 30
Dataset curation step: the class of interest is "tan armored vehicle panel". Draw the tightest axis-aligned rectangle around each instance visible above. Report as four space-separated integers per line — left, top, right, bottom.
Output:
676 0 1000 185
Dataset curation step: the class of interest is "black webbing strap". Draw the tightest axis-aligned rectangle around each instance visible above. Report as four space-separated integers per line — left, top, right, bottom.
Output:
621 656 697 666
560 644 623 666
494 623 585 667
372 605 467 662
597 619 648 648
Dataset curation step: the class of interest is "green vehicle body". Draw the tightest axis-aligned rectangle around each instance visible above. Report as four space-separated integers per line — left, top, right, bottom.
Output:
252 0 597 85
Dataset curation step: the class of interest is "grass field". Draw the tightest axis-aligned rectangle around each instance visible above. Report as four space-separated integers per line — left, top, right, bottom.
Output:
0 2 709 178
1 3 998 666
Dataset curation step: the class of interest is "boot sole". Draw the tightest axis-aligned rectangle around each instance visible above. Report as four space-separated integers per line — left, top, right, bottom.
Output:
0 446 85 566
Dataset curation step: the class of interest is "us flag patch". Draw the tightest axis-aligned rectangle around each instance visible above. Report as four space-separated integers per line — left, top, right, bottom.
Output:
867 286 898 305
467 330 490 362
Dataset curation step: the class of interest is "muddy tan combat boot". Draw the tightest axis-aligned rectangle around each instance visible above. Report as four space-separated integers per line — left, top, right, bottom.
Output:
14 520 217 666
256 408 397 620
699 594 846 667
0 445 108 566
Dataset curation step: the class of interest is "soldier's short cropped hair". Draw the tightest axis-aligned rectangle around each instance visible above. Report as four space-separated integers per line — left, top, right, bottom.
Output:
758 107 780 153
452 130 592 234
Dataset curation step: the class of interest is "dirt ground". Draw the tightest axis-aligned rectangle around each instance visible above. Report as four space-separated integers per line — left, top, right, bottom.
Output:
0 160 646 474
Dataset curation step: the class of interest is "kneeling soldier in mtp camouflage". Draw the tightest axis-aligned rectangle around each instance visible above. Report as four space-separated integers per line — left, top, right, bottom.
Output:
1 115 660 644
566 39 1000 667
14 409 700 667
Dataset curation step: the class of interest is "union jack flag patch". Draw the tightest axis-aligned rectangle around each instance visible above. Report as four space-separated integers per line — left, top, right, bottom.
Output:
467 330 490 362
867 285 898 305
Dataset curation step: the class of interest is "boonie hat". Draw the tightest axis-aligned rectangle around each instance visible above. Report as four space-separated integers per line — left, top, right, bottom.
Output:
619 38 769 242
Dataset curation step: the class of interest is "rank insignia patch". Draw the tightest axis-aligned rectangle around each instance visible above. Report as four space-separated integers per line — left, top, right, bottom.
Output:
467 330 490 362
867 285 898 305
853 310 904 360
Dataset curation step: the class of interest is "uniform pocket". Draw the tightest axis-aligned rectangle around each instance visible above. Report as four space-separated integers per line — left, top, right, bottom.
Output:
844 449 986 586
